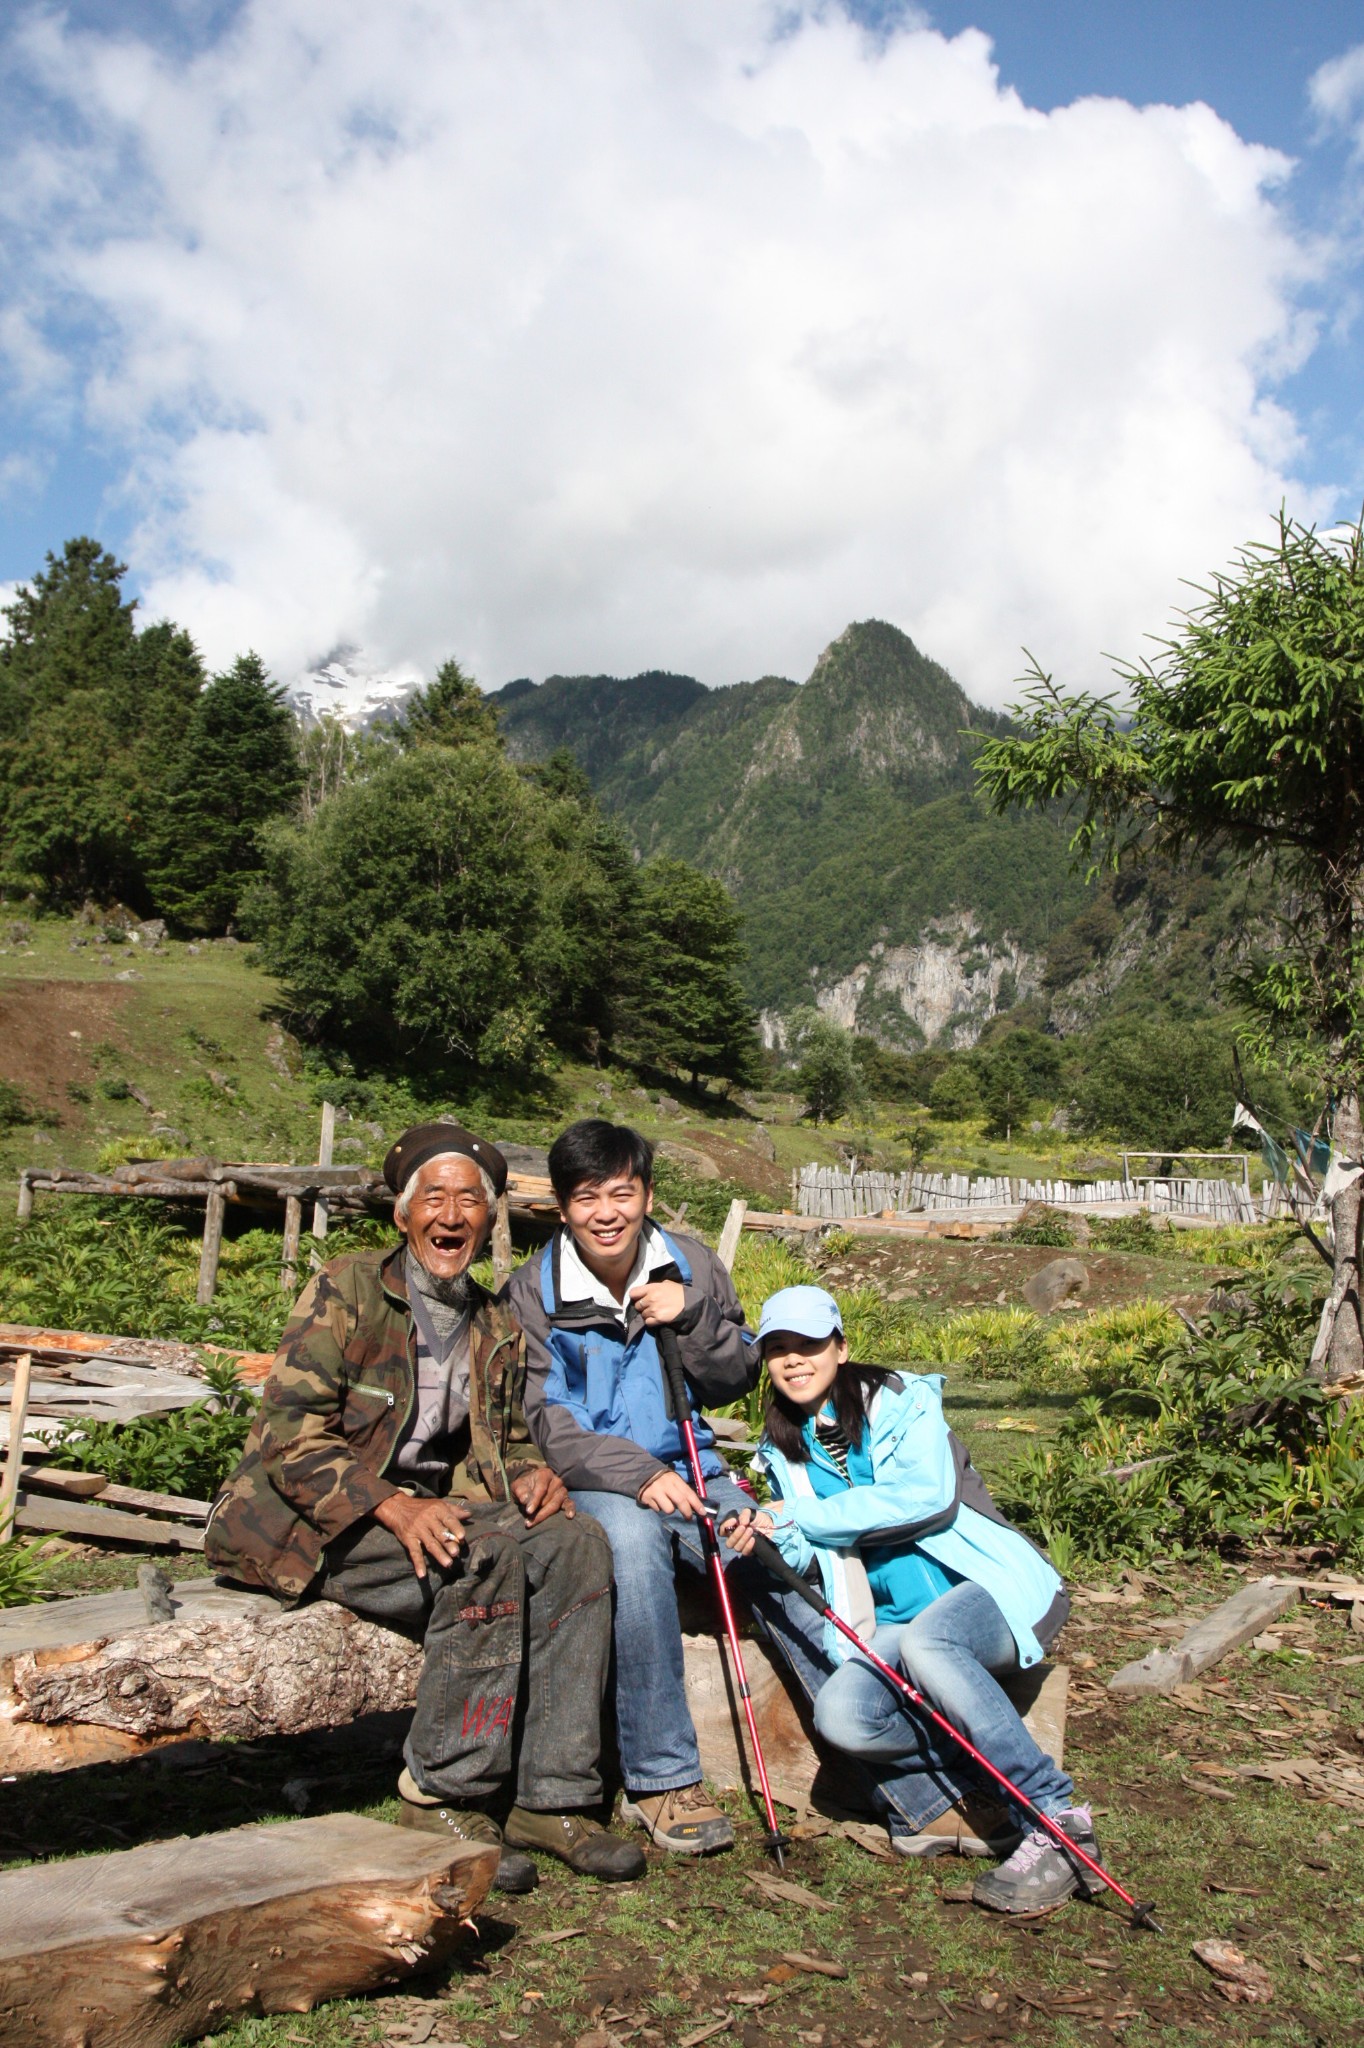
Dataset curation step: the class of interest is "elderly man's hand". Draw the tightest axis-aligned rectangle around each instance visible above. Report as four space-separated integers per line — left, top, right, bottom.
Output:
512 1466 573 1526
374 1493 472 1578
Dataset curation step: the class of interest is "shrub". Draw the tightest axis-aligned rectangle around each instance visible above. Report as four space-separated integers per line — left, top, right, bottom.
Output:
1009 1207 1076 1248
997 1271 1364 1564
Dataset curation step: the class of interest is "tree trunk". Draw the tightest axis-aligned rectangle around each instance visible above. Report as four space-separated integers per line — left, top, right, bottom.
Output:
1315 1084 1364 1383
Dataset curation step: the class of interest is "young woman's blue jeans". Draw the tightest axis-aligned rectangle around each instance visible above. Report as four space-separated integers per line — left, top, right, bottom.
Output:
799 1580 1074 1830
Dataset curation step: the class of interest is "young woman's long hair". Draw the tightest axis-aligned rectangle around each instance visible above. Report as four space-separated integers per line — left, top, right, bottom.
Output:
764 1360 900 1463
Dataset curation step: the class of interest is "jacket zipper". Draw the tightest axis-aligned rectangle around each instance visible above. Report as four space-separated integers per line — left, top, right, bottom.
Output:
348 1380 397 1408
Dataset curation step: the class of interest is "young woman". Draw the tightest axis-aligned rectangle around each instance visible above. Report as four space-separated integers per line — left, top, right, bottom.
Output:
724 1284 1100 1915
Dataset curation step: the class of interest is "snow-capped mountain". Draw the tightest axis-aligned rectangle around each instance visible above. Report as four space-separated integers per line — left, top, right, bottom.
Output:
288 645 425 730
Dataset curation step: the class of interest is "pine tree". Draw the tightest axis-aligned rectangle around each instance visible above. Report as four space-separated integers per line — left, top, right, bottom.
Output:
618 859 763 1093
393 660 501 751
0 539 203 905
146 654 302 933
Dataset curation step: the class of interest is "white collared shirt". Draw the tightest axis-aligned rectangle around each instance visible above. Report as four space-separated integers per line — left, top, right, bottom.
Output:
559 1220 675 1322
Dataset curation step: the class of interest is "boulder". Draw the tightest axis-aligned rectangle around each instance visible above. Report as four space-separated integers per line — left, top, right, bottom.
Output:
658 1140 721 1180
749 1125 778 1163
1022 1257 1090 1313
498 1142 551 1179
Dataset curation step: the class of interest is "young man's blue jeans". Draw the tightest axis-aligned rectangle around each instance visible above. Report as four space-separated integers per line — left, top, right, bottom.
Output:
572 1474 830 1796
801 1580 1073 1830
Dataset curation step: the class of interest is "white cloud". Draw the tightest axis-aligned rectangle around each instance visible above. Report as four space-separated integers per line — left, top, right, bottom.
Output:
0 0 1341 700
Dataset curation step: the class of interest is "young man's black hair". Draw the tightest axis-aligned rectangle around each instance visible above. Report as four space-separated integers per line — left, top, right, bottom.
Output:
548 1119 654 1205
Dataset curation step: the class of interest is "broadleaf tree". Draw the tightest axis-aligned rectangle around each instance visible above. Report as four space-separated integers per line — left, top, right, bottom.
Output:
975 512 1364 1380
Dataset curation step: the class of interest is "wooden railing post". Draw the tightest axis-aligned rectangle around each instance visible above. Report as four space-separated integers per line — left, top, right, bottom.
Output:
281 1194 303 1294
0 1354 33 1543
311 1102 336 1241
197 1183 231 1306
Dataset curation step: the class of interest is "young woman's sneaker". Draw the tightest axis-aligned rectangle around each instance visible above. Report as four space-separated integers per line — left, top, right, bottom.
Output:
620 1783 734 1853
971 1807 1102 1914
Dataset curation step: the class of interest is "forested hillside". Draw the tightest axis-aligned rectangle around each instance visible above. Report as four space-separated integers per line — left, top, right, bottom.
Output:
497 622 1095 1038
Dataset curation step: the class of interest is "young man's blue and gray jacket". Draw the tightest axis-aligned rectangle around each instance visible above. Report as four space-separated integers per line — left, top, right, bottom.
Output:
510 1221 759 1498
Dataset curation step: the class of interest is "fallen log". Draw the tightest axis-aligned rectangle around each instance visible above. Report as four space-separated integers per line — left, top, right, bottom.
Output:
1 1591 423 1774
1109 1577 1301 1694
0 1814 496 2048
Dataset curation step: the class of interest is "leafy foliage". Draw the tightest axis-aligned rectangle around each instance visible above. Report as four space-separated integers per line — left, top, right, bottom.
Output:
48 1358 259 1500
998 1272 1364 1564
247 742 600 1069
790 1011 862 1123
0 1536 51 1609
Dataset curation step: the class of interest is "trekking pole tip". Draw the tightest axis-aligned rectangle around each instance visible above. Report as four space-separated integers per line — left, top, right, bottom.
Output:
1130 1901 1164 1935
764 1829 791 1867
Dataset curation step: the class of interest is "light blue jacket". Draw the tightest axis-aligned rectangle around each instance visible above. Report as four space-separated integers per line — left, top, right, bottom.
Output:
756 1372 1067 1670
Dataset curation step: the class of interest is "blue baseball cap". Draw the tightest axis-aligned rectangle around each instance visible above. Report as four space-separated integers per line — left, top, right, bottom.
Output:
757 1285 844 1344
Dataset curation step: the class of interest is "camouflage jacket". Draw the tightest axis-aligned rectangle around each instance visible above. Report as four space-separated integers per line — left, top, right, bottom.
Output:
205 1244 539 1601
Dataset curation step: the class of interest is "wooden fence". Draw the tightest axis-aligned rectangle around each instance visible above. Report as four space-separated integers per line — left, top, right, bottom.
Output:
793 1162 1280 1224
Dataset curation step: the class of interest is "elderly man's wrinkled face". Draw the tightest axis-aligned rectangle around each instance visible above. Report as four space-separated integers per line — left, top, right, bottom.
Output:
398 1154 492 1280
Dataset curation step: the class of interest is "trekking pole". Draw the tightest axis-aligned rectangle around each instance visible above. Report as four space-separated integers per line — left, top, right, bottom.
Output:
656 1325 791 1866
742 1528 1162 1931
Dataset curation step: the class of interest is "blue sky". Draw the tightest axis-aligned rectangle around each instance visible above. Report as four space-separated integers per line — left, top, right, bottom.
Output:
2 1 1363 700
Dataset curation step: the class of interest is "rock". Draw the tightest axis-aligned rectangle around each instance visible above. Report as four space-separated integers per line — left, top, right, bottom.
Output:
132 919 167 945
1048 1105 1072 1132
655 1094 683 1117
657 1140 721 1180
498 1142 551 1179
749 1124 778 1162
1022 1257 1090 1313
186 943 201 955
113 968 142 982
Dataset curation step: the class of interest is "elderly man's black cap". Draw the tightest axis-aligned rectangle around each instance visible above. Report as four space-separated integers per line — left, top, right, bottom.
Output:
383 1121 508 1198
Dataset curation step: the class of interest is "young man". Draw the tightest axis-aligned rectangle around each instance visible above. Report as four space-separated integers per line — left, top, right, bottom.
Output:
510 1119 760 1854
208 1120 643 1891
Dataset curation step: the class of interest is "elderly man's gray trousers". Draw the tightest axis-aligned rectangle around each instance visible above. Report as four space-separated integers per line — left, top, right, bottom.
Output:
318 1503 613 1810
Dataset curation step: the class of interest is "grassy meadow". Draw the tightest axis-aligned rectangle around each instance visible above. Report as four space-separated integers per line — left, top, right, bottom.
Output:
2 917 1362 2044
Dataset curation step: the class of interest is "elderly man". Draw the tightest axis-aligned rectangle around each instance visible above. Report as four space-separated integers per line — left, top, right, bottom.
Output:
207 1119 643 1890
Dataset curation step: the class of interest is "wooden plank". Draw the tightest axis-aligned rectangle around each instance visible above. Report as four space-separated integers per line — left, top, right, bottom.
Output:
0 1578 271 1658
0 1814 497 2048
13 1493 206 1551
21 1467 211 1521
491 1191 513 1291
1109 1578 1301 1694
715 1198 748 1273
0 1352 31 1542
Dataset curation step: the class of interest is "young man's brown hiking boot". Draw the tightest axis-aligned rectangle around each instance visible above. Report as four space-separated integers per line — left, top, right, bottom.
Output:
619 1783 734 1854
891 1795 1021 1859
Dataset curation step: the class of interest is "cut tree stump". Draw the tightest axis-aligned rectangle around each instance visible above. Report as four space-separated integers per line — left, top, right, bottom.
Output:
0 1813 496 2048
1109 1577 1302 1694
